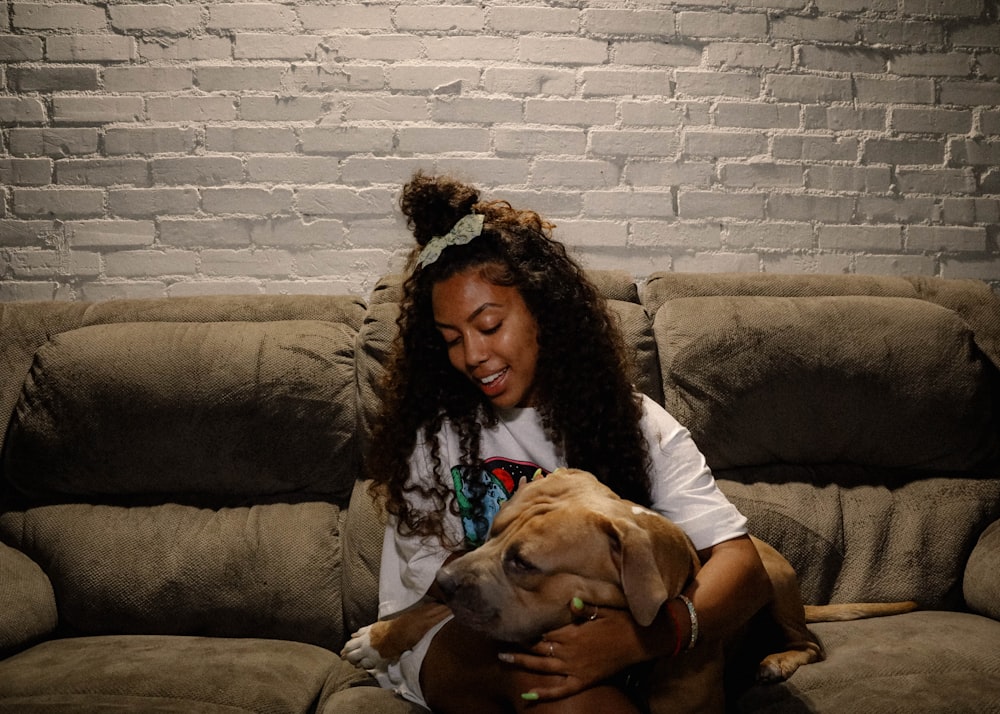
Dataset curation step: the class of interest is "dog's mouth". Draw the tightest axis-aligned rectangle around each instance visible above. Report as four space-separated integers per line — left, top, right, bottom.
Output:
448 593 569 644
441 588 531 642
437 571 497 630
448 599 501 633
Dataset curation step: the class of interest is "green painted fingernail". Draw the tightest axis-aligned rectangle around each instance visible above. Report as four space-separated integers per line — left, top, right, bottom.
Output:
521 692 540 701
572 597 584 610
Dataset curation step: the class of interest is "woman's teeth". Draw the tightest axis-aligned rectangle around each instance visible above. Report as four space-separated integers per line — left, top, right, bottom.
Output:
480 369 506 385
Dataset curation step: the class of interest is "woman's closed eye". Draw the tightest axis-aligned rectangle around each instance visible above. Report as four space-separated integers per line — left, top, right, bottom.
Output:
438 321 500 347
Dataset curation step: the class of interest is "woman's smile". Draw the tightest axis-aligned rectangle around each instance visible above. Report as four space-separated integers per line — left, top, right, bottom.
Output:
432 269 540 409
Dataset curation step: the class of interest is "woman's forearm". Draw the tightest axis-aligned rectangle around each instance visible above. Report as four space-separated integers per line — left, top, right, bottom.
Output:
633 534 771 660
686 534 772 644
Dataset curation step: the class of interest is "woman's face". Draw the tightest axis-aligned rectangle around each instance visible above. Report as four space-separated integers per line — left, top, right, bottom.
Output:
431 268 540 409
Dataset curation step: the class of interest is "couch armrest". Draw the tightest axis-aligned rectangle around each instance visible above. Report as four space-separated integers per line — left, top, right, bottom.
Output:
964 518 1000 620
0 541 58 654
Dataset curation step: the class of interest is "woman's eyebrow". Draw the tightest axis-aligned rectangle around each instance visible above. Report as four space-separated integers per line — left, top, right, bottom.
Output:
435 302 502 329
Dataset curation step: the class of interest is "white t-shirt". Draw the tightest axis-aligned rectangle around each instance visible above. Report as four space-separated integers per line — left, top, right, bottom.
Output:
379 393 747 619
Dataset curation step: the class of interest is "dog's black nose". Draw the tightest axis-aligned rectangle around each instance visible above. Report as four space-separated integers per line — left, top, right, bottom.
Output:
435 566 458 600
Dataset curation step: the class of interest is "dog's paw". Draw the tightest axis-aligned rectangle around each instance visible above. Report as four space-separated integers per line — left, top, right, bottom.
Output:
757 650 814 684
756 659 791 684
341 626 386 671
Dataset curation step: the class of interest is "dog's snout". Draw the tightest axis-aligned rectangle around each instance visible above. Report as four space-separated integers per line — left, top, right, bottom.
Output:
434 560 498 632
435 565 460 600
435 561 485 608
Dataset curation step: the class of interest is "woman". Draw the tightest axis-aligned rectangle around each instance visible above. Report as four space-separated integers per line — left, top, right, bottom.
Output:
366 171 770 712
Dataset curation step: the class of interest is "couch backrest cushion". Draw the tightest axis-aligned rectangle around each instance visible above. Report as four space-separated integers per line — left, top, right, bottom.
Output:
0 501 345 648
642 271 1000 369
718 468 1000 608
340 479 384 638
654 295 999 472
4 320 359 506
356 300 399 460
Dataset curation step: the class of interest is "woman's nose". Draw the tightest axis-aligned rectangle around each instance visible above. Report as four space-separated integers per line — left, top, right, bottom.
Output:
464 333 489 366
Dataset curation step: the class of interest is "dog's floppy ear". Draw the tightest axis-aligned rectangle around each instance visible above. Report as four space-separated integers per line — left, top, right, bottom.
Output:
610 510 699 627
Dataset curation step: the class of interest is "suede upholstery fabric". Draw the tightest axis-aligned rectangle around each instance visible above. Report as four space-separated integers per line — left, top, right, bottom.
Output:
341 479 384 642
1 275 999 714
652 293 1000 611
4 320 359 505
964 518 1000 620
0 302 90 462
317 685 426 714
738 611 1000 713
0 541 56 656
719 472 1000 608
356 300 399 459
642 271 1000 378
0 635 369 714
639 272 1000 713
0 295 365 463
654 295 998 472
0 294 395 713
0 502 344 647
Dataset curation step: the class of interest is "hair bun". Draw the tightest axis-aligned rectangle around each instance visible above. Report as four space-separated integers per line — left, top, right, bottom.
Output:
399 171 480 246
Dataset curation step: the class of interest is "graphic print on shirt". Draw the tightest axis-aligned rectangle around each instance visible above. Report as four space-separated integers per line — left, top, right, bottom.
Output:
451 458 548 547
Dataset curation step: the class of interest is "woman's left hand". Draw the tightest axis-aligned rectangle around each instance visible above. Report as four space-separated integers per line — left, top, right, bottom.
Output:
497 599 642 701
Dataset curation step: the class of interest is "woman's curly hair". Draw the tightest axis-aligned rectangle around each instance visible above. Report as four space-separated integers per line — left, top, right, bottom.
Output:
368 171 652 546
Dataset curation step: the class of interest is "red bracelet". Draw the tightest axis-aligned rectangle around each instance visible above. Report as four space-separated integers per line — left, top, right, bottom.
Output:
667 599 684 657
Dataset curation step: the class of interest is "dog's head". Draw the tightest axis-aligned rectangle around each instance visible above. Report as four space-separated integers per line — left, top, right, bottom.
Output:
435 467 699 643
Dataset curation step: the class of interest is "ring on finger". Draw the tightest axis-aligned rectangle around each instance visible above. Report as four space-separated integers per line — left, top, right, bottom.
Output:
588 606 599 621
547 642 555 657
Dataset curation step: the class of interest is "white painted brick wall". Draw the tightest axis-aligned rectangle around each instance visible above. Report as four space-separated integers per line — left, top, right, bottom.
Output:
1 0 999 301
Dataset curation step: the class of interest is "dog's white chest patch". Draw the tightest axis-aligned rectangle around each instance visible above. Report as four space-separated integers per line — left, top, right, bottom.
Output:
632 505 656 517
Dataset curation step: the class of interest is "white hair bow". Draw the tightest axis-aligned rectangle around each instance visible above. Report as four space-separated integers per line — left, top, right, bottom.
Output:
416 214 485 269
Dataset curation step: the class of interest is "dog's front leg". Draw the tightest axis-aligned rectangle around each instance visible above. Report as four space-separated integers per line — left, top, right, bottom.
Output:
342 601 452 671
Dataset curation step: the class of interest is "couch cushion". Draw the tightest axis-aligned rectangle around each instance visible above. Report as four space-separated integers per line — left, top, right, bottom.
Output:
653 295 999 472
0 542 56 656
0 502 344 648
356 301 399 460
608 299 660 403
336 490 492 714
317 685 428 714
0 635 368 714
78 293 366 327
341 480 384 639
737 611 1000 713
0 302 89 466
964 518 1000 620
642 271 1000 368
4 320 359 506
718 467 1000 608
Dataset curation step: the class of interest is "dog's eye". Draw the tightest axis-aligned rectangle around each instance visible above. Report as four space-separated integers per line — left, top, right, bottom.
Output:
504 548 539 575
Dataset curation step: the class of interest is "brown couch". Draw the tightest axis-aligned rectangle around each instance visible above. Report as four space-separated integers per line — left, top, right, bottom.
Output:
1 271 998 713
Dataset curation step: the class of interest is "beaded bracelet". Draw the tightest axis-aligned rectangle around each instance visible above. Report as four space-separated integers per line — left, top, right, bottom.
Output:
677 594 699 651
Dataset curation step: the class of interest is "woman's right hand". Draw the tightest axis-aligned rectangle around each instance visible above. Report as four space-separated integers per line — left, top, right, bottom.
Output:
497 600 650 701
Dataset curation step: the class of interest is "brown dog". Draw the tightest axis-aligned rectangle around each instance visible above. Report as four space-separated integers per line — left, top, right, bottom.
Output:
343 468 916 712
